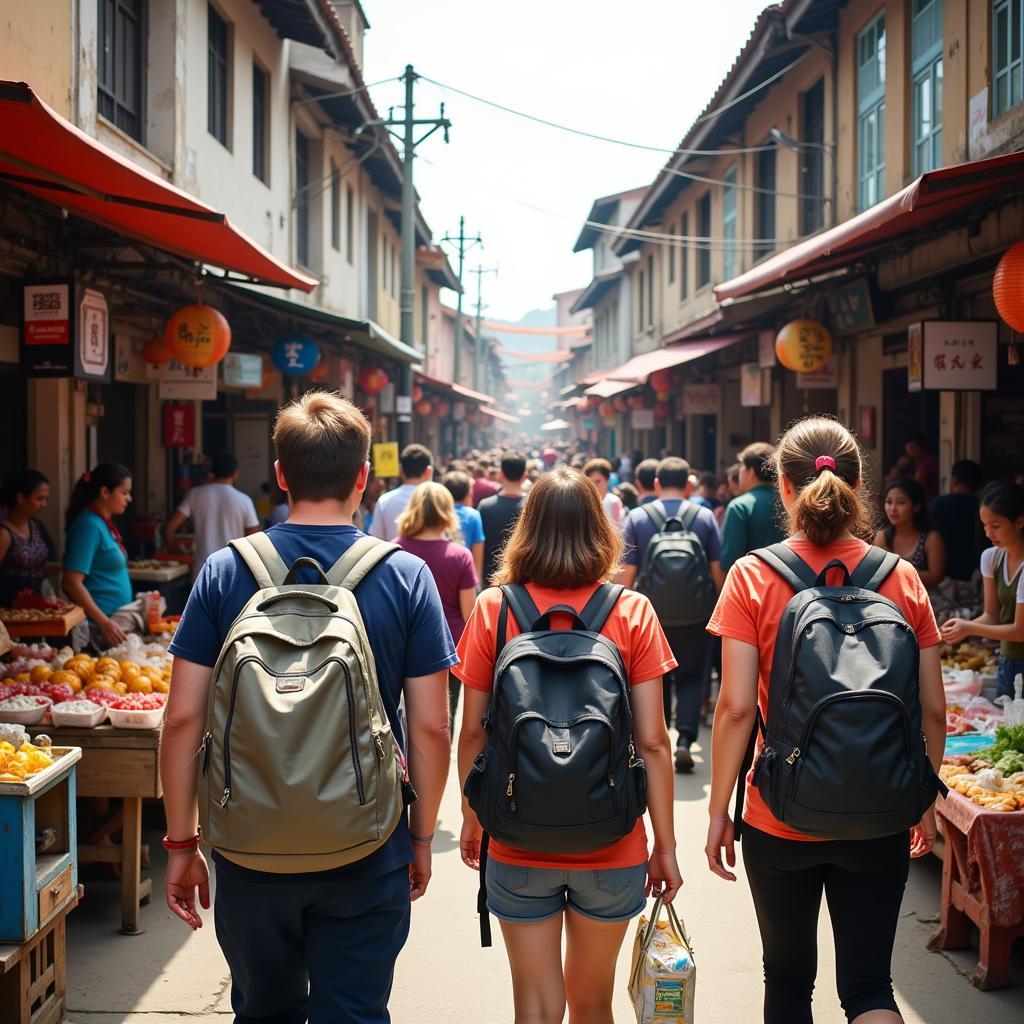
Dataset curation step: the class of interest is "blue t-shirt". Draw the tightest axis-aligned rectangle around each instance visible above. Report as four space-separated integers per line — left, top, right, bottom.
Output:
622 499 723 568
169 523 458 884
455 504 485 548
63 510 133 617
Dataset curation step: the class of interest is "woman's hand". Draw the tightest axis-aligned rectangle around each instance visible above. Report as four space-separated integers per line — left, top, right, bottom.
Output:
460 812 483 870
165 848 210 930
939 617 969 644
99 615 127 647
910 807 937 859
705 813 738 881
409 843 432 900
646 849 683 903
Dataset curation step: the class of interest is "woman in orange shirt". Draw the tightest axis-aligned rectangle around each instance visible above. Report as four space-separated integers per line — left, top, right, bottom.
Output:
455 467 681 1024
705 417 946 1024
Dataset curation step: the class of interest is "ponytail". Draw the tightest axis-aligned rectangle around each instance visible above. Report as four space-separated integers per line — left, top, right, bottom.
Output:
65 462 131 534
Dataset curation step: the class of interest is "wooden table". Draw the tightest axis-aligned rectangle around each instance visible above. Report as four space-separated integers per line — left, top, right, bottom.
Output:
0 607 85 639
28 724 160 936
128 563 189 583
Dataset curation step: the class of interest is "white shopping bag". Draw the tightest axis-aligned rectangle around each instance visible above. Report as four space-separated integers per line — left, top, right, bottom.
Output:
628 894 696 1024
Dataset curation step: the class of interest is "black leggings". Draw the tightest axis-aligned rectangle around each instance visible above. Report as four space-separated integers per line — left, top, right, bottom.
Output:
742 825 910 1024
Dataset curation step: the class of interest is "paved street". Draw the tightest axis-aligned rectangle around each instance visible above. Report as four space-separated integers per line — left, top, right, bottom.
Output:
64 724 1024 1024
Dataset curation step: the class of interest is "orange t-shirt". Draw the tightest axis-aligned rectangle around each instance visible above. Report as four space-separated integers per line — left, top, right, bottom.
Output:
707 538 942 842
454 583 677 869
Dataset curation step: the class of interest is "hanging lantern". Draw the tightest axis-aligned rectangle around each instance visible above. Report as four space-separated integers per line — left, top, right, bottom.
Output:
654 400 672 423
602 416 616 428
142 335 174 366
994 241 1024 333
411 384 424 403
165 304 231 368
598 400 616 418
435 400 451 418
627 394 647 410
649 368 675 394
614 397 629 413
775 319 832 373
272 336 321 376
308 359 331 383
415 399 434 416
359 366 389 395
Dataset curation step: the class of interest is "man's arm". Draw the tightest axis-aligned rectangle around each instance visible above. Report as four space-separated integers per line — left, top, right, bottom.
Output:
710 560 725 591
471 541 484 580
164 509 188 549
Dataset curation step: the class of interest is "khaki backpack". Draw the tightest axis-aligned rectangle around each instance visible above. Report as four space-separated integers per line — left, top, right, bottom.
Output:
198 533 404 872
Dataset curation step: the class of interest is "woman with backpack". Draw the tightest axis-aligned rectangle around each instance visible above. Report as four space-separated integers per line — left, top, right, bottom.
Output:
873 479 946 589
704 416 946 1024
455 466 682 1024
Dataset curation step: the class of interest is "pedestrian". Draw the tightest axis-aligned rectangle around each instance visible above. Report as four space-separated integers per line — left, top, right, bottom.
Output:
455 467 682 1024
720 442 785 573
619 456 724 773
634 458 659 505
161 392 455 1023
692 471 721 514
705 415 946 1024
164 453 260 575
940 481 1024 699
584 457 625 528
478 450 527 585
471 459 500 507
369 444 433 541
0 469 57 607
266 485 289 527
397 482 478 734
615 481 639 511
874 479 947 589
930 459 984 583
442 470 485 580
905 434 940 503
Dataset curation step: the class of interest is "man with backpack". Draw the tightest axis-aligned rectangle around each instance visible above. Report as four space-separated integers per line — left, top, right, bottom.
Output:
619 457 724 773
160 392 455 1023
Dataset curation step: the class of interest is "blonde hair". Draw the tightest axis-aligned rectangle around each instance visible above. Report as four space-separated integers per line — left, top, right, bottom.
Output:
396 482 459 538
774 416 876 546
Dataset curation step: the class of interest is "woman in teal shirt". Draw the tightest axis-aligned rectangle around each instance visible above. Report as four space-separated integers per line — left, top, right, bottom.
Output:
62 462 134 648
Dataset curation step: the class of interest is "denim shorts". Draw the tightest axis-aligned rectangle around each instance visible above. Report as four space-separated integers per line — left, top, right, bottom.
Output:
997 655 1024 700
486 858 647 924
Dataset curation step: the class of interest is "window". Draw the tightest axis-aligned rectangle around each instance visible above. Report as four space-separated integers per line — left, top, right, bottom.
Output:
680 212 688 298
97 0 146 142
911 0 943 175
295 131 310 268
801 80 826 233
668 221 675 284
755 146 776 258
207 4 230 146
330 162 340 251
647 254 654 325
722 166 737 281
993 0 1023 116
345 184 355 264
252 63 268 183
696 193 711 288
857 13 886 210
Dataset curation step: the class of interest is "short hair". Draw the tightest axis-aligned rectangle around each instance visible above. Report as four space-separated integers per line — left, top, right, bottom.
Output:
400 444 433 479
500 450 527 483
396 482 458 538
615 482 639 510
656 457 691 490
726 462 742 484
273 391 370 503
738 442 776 483
950 459 982 491
441 470 472 503
699 471 718 489
635 458 659 491
583 458 612 481
212 453 239 478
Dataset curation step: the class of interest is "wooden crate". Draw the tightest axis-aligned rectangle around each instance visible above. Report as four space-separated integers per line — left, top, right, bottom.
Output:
0 608 84 639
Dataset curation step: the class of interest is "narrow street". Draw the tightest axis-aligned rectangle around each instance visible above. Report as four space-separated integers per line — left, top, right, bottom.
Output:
64 723 1024 1024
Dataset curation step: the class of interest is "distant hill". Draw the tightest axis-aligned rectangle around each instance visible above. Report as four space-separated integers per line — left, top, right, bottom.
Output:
487 305 557 355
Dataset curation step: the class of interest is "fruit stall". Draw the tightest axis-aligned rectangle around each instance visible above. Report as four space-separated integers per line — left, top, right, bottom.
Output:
0 590 85 640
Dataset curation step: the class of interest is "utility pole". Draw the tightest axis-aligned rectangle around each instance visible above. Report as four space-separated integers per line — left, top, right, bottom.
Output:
374 66 450 448
470 264 498 394
441 217 482 387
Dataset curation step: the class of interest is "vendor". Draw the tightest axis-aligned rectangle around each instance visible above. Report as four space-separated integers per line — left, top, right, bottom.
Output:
61 463 134 649
941 481 1024 699
0 469 58 606
873 479 947 589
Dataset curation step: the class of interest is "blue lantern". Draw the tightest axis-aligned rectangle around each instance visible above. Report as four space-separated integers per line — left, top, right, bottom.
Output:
272 336 320 376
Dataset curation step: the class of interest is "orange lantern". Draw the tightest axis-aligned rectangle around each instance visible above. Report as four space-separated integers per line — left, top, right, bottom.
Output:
142 335 174 366
649 368 674 394
627 394 646 410
775 319 832 373
165 305 231 368
308 359 331 383
598 400 616 418
359 367 389 395
411 384 424 403
435 400 451 418
415 399 433 416
614 397 629 413
994 241 1024 333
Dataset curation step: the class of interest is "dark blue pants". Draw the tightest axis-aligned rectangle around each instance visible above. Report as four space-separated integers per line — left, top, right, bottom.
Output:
662 624 711 747
214 864 411 1024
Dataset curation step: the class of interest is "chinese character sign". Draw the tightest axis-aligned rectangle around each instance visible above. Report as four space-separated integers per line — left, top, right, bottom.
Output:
162 403 196 448
920 321 998 391
272 336 320 376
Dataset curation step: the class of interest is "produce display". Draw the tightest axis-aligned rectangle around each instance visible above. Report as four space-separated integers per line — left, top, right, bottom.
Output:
939 726 1024 812
946 697 1003 735
941 642 999 676
0 733 55 781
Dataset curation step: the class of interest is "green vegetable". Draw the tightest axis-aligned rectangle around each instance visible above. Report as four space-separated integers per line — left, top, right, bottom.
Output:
994 751 1024 776
976 724 1024 763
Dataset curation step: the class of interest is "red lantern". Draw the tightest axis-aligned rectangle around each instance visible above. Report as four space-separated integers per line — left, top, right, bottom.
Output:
649 368 674 394
654 400 672 423
435 400 451 418
165 305 231 368
614 397 629 413
994 242 1024 333
415 399 433 416
142 335 174 366
627 394 646 410
308 360 331 383
598 400 616 418
359 367 389 395
411 384 424 403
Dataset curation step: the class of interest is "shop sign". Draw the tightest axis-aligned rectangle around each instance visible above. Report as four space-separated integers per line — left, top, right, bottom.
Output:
378 382 396 415
372 442 400 478
680 383 721 416
452 401 465 421
223 352 264 388
827 279 874 335
740 362 770 407
162 403 195 448
757 331 777 369
115 335 163 384
21 280 110 380
969 88 988 151
797 354 838 389
631 408 655 430
23 283 71 348
77 289 110 381
910 321 998 392
395 395 413 416
158 358 218 401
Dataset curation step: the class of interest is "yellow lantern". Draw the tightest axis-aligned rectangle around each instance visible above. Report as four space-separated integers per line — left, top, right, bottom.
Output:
165 305 232 368
775 319 832 373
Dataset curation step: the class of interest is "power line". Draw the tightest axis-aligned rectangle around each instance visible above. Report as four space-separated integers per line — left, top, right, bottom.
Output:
693 57 805 124
293 76 402 106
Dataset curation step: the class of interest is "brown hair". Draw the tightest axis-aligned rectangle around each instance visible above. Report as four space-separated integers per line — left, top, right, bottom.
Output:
493 467 622 588
738 442 776 483
396 482 459 537
774 416 875 546
272 391 370 502
583 458 612 481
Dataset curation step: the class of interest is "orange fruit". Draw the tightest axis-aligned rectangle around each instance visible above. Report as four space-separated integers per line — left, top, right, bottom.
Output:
127 675 153 694
50 670 83 693
95 657 121 681
30 664 54 684
85 675 115 691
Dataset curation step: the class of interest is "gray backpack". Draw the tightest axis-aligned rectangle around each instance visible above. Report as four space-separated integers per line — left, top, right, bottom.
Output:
198 533 404 873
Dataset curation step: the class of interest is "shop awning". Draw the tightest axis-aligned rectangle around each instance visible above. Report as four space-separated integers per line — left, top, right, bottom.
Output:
415 371 494 405
570 268 624 315
715 150 1024 301
585 378 636 398
0 81 317 292
480 406 520 424
540 418 571 432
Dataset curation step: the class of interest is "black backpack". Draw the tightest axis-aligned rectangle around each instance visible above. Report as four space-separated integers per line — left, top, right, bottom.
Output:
636 502 717 627
746 543 945 841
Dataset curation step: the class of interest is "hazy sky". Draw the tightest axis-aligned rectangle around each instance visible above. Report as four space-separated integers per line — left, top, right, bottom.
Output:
361 0 772 323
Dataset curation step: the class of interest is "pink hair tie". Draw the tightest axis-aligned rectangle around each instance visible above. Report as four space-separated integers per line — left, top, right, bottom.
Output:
81 471 91 484
815 456 836 473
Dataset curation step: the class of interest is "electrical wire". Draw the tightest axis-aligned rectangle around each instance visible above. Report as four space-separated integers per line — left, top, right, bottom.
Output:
693 57 805 124
292 139 383 207
293 76 402 106
659 162 830 202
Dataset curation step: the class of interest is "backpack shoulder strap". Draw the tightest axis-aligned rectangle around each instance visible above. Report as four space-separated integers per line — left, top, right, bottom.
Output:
752 543 817 592
230 533 289 589
326 536 400 591
643 502 667 531
500 583 542 632
850 546 902 592
579 583 624 634
680 502 702 531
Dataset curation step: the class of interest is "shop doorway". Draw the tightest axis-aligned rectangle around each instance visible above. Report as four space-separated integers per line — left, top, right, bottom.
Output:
882 368 939 483
697 414 717 472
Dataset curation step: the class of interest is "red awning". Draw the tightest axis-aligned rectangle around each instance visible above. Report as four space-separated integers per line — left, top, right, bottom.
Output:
0 81 317 292
715 151 1024 302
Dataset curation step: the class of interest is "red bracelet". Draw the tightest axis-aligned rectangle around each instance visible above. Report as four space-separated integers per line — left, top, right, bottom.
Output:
162 834 201 851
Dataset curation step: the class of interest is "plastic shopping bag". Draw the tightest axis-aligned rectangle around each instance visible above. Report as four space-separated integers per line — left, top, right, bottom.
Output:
628 893 696 1024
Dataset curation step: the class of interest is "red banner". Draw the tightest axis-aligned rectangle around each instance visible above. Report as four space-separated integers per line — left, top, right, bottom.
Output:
163 403 195 448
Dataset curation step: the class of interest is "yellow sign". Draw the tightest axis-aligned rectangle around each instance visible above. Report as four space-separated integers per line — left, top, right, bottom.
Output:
372 442 400 478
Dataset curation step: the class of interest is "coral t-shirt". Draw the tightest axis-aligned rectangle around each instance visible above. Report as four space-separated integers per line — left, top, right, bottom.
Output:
707 538 942 842
454 582 677 869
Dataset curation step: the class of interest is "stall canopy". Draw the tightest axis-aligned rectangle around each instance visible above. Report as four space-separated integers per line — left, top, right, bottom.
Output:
415 371 494 405
0 81 317 292
480 406 520 424
540 418 571 432
715 150 1024 301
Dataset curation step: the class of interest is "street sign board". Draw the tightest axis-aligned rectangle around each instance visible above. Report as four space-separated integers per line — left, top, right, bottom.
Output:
373 442 400 478
910 321 998 391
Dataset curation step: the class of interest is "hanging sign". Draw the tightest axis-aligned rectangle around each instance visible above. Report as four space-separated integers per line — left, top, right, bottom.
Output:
757 331 777 369
740 362 770 406
372 442 400 478
23 282 71 348
162 403 196 448
223 352 264 388
631 408 655 430
272 336 320 376
914 321 998 391
77 288 110 380
21 280 111 380
680 383 721 416
115 335 163 383
775 320 832 372
797 354 838 389
827 279 875 334
158 358 218 400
